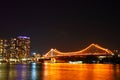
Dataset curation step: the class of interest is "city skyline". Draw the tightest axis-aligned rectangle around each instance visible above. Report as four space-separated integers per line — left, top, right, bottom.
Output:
0 36 30 61
0 1 120 54
0 35 119 55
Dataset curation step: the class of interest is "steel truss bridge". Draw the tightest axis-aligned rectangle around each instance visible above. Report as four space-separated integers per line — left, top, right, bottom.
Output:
43 43 113 59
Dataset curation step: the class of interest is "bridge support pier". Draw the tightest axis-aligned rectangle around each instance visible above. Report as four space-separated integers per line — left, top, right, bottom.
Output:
51 58 56 63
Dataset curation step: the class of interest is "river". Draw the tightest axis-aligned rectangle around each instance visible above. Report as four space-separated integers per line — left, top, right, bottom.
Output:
0 63 120 80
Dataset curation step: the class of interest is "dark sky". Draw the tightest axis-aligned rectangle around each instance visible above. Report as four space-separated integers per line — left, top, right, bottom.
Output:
0 0 120 54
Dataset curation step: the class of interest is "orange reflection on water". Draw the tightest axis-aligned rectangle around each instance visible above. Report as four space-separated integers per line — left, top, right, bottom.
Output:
43 63 120 80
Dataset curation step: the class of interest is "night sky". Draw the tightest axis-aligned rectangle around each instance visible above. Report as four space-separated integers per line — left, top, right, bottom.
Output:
0 0 120 54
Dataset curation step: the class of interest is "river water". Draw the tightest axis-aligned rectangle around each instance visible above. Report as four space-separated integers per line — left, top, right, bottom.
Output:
0 63 120 80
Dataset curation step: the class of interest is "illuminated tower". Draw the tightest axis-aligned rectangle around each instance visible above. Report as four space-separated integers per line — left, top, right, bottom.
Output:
0 39 9 60
9 36 30 59
17 36 30 58
50 49 54 57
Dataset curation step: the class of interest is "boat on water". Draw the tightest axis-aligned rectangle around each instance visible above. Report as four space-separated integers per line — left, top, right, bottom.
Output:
69 61 83 64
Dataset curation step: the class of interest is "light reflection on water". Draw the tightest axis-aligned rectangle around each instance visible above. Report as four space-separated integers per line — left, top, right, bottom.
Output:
0 63 120 80
31 63 37 80
43 63 120 80
0 63 43 80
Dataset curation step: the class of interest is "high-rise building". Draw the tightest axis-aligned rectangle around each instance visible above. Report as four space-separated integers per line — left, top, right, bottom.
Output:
0 39 9 61
0 36 30 62
9 36 30 59
17 36 30 58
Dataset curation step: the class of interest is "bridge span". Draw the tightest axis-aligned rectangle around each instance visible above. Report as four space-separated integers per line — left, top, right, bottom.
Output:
42 43 114 63
43 43 113 58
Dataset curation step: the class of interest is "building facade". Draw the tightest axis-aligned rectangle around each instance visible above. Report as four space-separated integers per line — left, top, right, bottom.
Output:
0 36 30 62
0 39 9 61
9 36 30 59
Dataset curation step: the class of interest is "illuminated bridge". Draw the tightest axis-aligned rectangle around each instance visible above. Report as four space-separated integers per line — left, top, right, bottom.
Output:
44 43 113 58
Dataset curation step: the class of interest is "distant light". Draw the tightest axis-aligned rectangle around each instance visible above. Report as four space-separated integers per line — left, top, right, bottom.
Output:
33 52 36 55
92 61 96 63
112 54 115 56
18 36 30 39
22 58 27 61
51 48 54 51
118 54 120 57
69 61 83 64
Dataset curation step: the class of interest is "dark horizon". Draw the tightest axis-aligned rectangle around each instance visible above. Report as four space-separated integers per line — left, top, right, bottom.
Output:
0 0 120 54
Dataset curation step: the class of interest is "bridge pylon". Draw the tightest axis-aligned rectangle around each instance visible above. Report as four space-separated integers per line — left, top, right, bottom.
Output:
50 48 54 57
50 49 56 63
